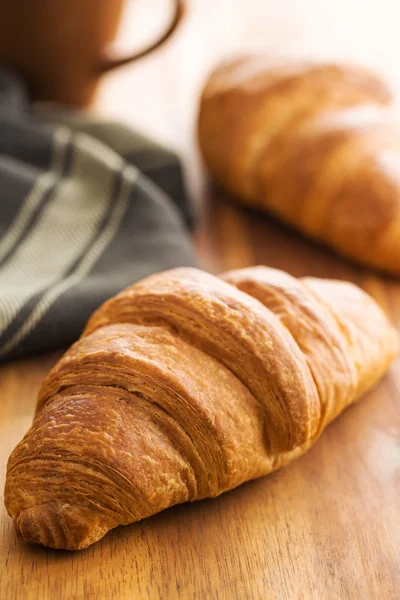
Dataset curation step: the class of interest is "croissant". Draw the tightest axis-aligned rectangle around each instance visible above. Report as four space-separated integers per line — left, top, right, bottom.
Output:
4 266 397 550
198 57 400 275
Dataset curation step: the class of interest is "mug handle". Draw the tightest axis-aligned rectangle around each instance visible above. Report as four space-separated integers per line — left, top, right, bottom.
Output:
98 0 184 73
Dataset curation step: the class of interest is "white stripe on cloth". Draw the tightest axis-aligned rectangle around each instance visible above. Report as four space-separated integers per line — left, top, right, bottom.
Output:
0 165 136 357
0 127 71 263
0 131 123 337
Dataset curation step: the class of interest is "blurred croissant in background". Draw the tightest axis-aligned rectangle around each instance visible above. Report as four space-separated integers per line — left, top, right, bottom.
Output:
198 56 400 276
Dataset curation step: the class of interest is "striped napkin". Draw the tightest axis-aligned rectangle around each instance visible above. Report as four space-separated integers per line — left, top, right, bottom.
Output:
0 69 195 362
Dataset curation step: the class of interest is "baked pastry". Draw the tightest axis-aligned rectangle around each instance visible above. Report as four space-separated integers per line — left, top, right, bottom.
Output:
4 266 398 550
198 57 400 275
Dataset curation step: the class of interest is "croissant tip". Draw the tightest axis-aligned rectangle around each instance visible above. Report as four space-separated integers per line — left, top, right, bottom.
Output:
14 502 116 551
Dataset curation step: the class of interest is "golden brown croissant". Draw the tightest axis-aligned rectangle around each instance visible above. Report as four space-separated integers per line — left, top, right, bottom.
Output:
4 266 398 550
198 57 400 275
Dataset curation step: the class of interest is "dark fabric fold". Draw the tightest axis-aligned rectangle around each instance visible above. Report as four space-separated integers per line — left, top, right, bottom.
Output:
0 69 196 362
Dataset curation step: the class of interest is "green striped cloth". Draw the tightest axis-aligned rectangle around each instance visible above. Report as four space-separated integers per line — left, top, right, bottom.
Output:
0 69 195 362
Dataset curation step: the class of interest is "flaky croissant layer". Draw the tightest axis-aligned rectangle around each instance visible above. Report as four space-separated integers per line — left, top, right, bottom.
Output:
4 267 398 549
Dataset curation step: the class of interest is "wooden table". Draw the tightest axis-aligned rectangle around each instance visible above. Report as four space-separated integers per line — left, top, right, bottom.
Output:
1 1 400 598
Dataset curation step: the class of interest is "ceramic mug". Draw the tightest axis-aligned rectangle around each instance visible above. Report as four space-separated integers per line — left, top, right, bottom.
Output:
0 0 184 107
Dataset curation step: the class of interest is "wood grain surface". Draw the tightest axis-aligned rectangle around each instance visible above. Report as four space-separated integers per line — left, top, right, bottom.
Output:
1 1 400 598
